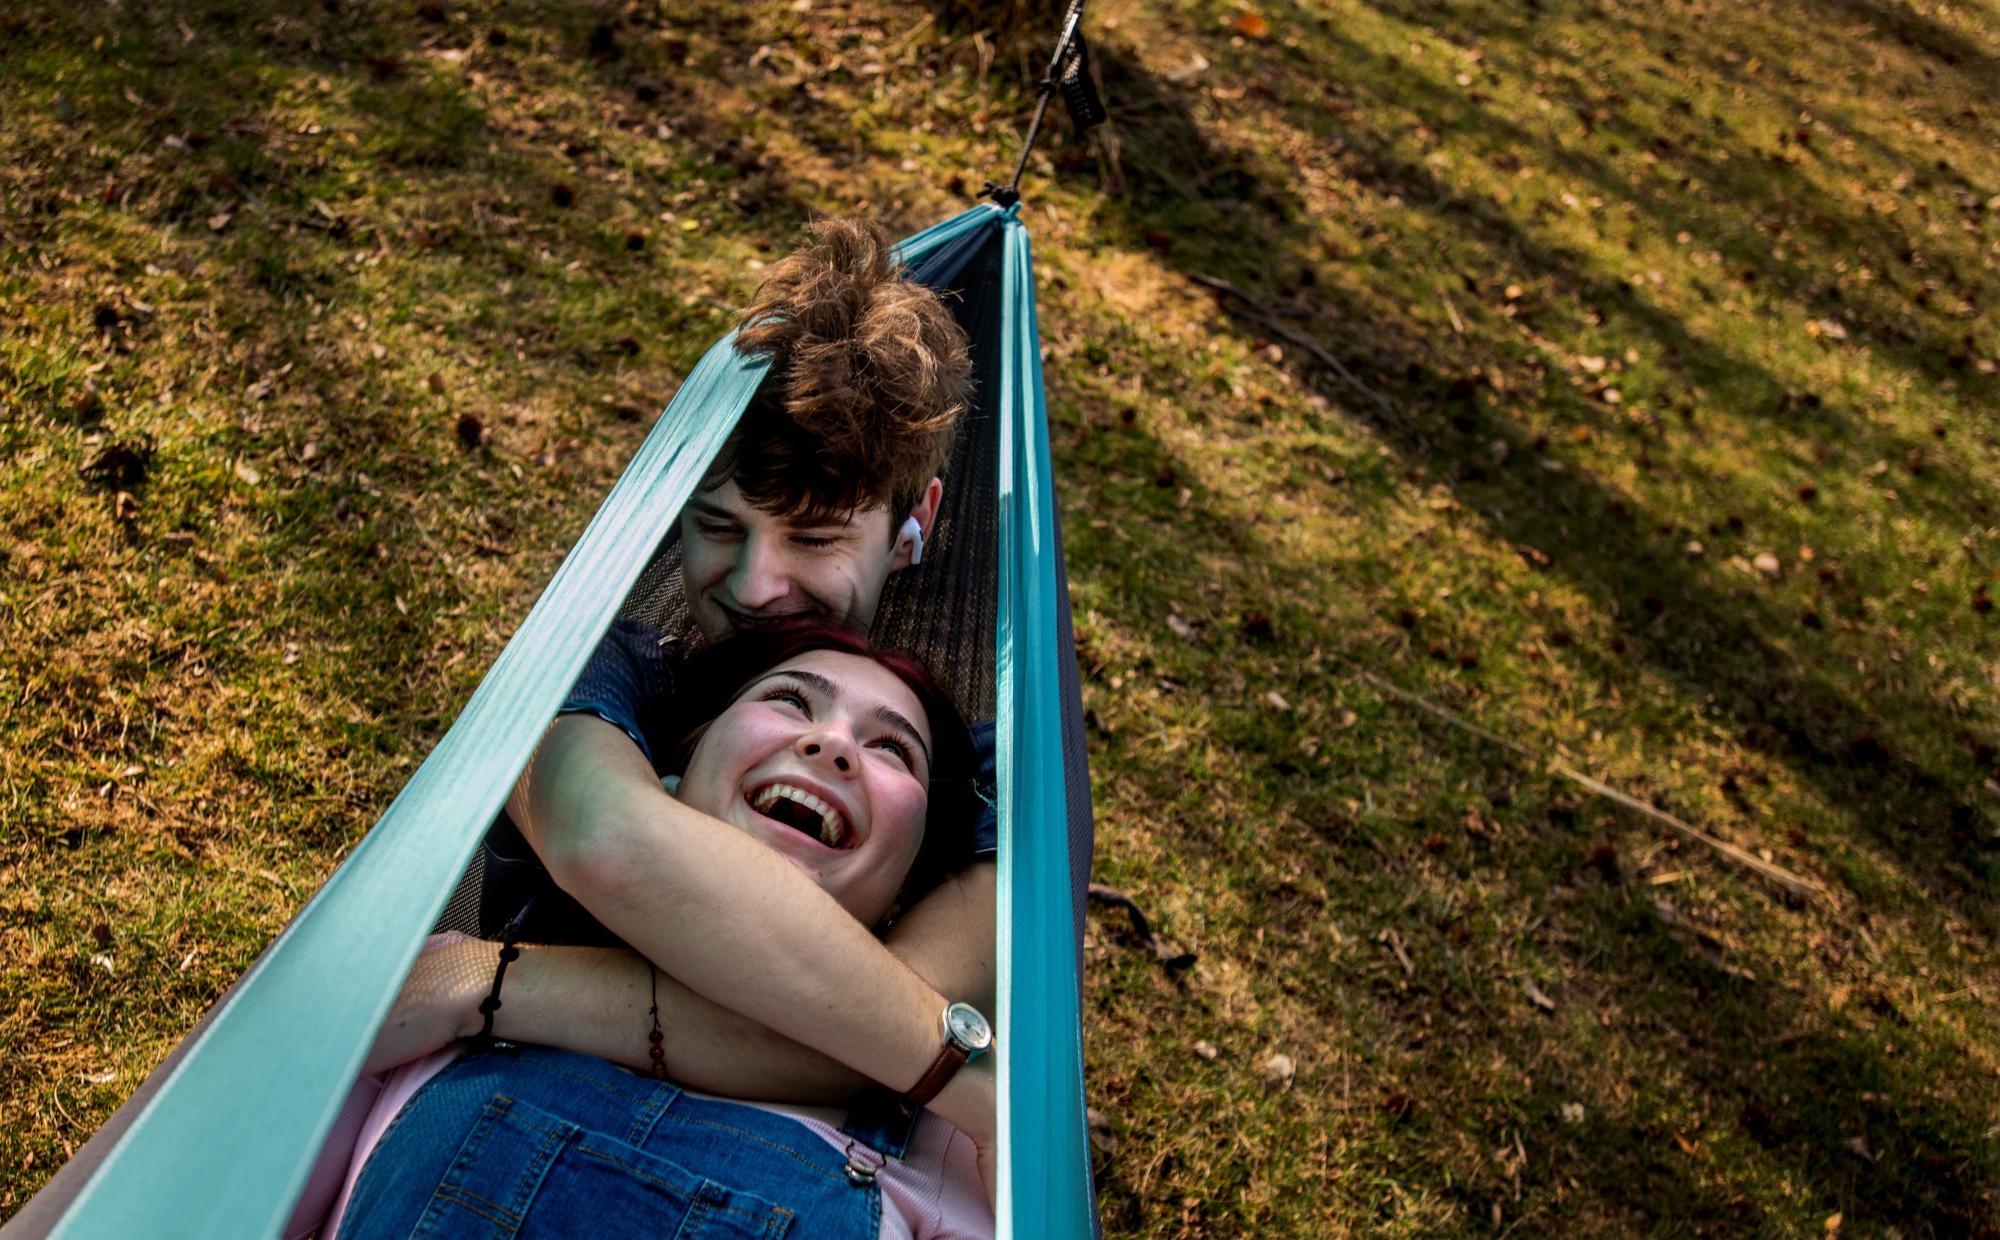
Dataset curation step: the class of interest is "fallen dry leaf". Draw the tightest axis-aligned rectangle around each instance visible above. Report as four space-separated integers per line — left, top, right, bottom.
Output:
1260 1052 1296 1091
1523 978 1557 1012
1163 51 1209 84
1232 11 1270 37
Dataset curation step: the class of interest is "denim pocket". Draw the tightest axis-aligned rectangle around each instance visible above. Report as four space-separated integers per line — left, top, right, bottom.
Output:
409 1094 796 1239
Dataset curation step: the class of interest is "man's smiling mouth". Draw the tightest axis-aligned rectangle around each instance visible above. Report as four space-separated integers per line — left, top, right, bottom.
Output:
749 782 852 849
717 603 821 632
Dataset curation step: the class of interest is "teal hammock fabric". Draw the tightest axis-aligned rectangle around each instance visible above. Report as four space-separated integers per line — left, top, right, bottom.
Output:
24 203 1095 1238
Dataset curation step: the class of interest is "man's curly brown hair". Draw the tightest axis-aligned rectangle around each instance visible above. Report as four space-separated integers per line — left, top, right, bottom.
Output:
706 217 973 532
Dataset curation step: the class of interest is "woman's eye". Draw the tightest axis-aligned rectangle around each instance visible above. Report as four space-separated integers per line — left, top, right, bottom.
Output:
763 687 810 713
870 737 916 770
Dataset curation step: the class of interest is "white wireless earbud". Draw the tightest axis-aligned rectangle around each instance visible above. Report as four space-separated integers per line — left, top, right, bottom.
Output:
900 515 926 566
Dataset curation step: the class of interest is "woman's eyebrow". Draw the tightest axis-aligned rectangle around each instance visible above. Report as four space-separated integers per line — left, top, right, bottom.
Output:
872 704 933 768
752 668 932 767
752 667 837 698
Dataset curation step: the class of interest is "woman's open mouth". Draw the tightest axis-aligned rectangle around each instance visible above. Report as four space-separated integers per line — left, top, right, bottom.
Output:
748 782 853 850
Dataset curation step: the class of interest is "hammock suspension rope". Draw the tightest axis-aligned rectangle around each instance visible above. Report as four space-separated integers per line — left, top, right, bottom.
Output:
982 0 1107 208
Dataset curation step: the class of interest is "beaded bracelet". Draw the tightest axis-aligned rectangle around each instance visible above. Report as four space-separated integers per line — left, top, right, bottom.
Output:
646 964 667 1080
477 906 530 1042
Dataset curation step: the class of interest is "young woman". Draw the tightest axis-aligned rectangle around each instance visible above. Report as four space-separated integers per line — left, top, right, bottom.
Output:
289 627 994 1239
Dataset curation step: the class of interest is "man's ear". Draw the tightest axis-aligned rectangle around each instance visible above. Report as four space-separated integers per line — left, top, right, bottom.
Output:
891 476 945 571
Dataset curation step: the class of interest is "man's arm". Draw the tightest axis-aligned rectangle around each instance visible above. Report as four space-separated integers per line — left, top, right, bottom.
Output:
503 713 996 1114
369 864 995 1106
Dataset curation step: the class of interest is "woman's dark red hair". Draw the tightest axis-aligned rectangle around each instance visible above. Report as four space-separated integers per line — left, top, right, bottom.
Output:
647 625 980 916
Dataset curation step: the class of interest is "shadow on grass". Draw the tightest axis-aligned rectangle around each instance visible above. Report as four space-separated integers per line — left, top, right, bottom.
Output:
1071 15 1996 915
1066 377 1998 1230
1053 14 1997 1232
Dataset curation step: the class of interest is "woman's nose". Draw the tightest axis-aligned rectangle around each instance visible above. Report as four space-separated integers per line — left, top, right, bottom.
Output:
799 732 855 774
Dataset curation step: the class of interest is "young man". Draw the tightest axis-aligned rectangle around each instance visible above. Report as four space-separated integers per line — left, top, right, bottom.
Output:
428 218 1001 1167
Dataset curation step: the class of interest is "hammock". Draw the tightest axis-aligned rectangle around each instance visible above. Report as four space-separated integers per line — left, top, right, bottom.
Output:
7 203 1098 1238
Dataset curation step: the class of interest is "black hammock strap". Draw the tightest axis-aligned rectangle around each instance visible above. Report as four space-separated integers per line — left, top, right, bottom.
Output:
983 0 1107 207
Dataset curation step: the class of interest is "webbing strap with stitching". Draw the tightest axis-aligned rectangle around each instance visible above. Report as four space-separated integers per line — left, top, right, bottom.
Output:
994 210 1095 1238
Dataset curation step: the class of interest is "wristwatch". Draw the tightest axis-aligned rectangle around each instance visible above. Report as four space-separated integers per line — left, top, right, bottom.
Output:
900 1001 993 1110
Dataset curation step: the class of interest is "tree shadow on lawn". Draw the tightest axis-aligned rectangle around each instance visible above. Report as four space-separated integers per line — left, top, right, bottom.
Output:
1062 417 1999 1232
1070 33 1997 924
1367 781 2000 1234
1357 0 2000 113
1228 6 1997 496
1514 5 1999 409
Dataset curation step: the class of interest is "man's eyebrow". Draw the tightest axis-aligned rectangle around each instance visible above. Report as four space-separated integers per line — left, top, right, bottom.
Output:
781 513 861 536
686 498 855 535
749 667 933 767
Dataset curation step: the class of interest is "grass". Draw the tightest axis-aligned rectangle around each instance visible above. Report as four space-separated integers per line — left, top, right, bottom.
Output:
4 0 1998 1233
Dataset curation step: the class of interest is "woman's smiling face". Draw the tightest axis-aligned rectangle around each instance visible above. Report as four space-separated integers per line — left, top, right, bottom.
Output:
676 649 932 927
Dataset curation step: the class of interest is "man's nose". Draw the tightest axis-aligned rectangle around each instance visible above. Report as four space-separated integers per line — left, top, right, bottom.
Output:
727 536 790 610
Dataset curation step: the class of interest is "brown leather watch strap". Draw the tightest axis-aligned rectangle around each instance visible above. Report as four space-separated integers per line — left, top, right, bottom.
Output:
900 1041 972 1111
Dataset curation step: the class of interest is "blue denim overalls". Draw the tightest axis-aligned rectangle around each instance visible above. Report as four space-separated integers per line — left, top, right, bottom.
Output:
337 1044 917 1238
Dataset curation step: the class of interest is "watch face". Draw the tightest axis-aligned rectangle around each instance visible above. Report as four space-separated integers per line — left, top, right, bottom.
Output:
944 1002 993 1054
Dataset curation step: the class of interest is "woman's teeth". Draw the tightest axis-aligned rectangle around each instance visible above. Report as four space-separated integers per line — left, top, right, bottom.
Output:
751 783 849 848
